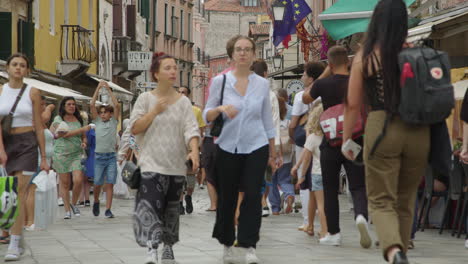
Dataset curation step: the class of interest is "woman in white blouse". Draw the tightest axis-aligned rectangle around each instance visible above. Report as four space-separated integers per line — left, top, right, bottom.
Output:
203 35 278 264
130 52 200 264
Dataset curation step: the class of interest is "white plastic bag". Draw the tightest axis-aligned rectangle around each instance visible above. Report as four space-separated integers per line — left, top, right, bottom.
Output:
34 170 58 230
114 161 131 199
32 171 48 192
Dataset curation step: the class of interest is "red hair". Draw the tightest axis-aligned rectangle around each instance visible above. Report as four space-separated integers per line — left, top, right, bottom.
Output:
150 52 174 82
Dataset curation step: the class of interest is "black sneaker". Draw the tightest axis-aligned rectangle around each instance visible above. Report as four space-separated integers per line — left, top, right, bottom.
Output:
161 244 175 264
105 209 115 218
185 195 193 214
85 200 91 207
179 202 185 215
93 202 100 216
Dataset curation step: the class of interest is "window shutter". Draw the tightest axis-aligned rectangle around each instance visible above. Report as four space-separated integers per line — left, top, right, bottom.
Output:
113 0 123 36
0 12 12 60
18 19 35 66
127 5 136 40
142 0 150 34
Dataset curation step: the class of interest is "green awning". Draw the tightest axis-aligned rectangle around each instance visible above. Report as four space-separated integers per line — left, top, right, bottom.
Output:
319 0 416 40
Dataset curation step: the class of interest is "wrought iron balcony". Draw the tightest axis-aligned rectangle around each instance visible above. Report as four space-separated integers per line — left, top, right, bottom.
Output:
60 25 97 63
58 25 97 78
112 36 143 78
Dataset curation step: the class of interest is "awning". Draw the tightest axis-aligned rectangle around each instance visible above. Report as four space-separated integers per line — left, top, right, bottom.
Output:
0 72 91 100
407 8 468 43
90 76 133 95
319 0 416 40
268 64 304 80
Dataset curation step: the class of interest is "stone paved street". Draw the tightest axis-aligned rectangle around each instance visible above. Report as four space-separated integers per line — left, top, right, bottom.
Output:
1 188 467 264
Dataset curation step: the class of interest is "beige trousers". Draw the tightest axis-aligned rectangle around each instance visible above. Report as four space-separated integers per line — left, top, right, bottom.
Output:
363 111 429 260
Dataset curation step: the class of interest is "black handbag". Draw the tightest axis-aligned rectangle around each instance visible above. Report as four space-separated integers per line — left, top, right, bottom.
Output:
210 74 227 137
1 84 27 137
121 149 141 189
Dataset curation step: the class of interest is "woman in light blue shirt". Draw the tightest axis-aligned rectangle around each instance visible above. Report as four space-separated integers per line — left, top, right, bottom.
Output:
203 35 278 264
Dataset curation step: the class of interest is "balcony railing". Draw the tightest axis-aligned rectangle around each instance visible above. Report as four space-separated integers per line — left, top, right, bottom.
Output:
112 36 143 64
60 25 97 63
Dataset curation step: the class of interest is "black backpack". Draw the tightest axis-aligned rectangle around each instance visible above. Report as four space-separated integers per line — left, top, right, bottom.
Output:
398 47 454 125
369 47 455 157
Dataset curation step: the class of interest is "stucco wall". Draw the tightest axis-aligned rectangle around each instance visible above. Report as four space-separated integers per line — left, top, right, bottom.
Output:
205 11 258 57
99 0 113 79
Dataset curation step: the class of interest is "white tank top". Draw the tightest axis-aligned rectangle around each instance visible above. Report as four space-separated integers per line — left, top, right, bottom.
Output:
0 83 33 127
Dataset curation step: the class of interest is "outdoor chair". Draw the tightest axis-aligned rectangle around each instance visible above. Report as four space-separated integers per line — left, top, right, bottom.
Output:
418 166 449 232
439 155 464 234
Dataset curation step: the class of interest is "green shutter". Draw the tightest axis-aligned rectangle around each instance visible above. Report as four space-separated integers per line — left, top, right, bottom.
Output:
0 12 12 60
18 20 35 66
142 0 150 34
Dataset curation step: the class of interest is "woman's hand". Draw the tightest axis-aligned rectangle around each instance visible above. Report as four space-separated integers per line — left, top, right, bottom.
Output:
187 150 200 173
153 98 169 116
295 177 305 190
276 156 284 169
460 149 468 164
218 105 238 119
0 149 7 166
40 158 50 173
291 165 298 178
81 142 87 149
268 157 277 173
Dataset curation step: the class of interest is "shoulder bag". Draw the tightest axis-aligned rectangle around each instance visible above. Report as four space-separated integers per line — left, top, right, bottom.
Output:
319 104 366 147
121 148 141 189
1 84 27 137
210 74 227 137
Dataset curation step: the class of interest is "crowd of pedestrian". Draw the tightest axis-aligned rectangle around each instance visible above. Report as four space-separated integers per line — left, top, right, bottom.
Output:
0 0 467 264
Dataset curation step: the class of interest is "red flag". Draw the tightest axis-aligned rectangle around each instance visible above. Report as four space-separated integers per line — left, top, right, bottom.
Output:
282 35 291 49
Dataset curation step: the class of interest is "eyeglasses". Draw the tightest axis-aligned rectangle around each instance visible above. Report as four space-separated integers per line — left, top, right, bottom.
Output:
178 91 188 95
234 47 253 53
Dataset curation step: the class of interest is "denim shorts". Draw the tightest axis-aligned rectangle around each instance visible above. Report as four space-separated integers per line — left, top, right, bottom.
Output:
94 152 117 185
311 173 323 191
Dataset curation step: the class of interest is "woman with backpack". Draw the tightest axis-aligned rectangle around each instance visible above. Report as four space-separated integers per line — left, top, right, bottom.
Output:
0 53 50 261
343 0 429 263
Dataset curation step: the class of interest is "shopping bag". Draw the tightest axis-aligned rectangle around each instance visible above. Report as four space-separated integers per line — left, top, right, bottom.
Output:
114 161 131 199
34 170 58 230
0 166 19 229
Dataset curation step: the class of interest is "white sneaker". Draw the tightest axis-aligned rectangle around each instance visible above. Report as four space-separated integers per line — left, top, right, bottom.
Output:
4 248 20 261
223 246 236 264
262 207 270 217
356 214 372 249
319 233 342 246
298 224 306 231
144 248 158 264
245 247 260 264
465 239 468 249
24 224 35 231
57 198 64 206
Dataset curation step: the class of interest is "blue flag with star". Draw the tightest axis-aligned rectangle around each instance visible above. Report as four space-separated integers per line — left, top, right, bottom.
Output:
273 0 312 47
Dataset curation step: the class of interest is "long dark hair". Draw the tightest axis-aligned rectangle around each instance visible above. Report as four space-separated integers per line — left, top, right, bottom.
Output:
59 97 84 126
362 0 408 113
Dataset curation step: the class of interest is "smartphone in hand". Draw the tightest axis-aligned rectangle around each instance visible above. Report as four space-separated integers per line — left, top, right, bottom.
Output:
342 139 362 160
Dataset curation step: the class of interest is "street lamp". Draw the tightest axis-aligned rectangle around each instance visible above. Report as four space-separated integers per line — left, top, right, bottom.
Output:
272 0 286 21
272 54 282 70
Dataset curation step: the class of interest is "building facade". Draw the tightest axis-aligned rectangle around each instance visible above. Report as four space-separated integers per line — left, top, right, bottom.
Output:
191 0 209 107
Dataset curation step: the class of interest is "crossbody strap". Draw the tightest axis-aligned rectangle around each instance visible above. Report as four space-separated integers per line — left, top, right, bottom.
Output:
7 84 28 116
219 74 226 105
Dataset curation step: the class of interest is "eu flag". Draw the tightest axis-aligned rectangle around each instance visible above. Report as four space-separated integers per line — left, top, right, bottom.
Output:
273 0 312 47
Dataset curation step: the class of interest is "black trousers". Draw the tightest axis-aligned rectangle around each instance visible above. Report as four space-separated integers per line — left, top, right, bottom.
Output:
320 139 368 235
212 145 269 248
